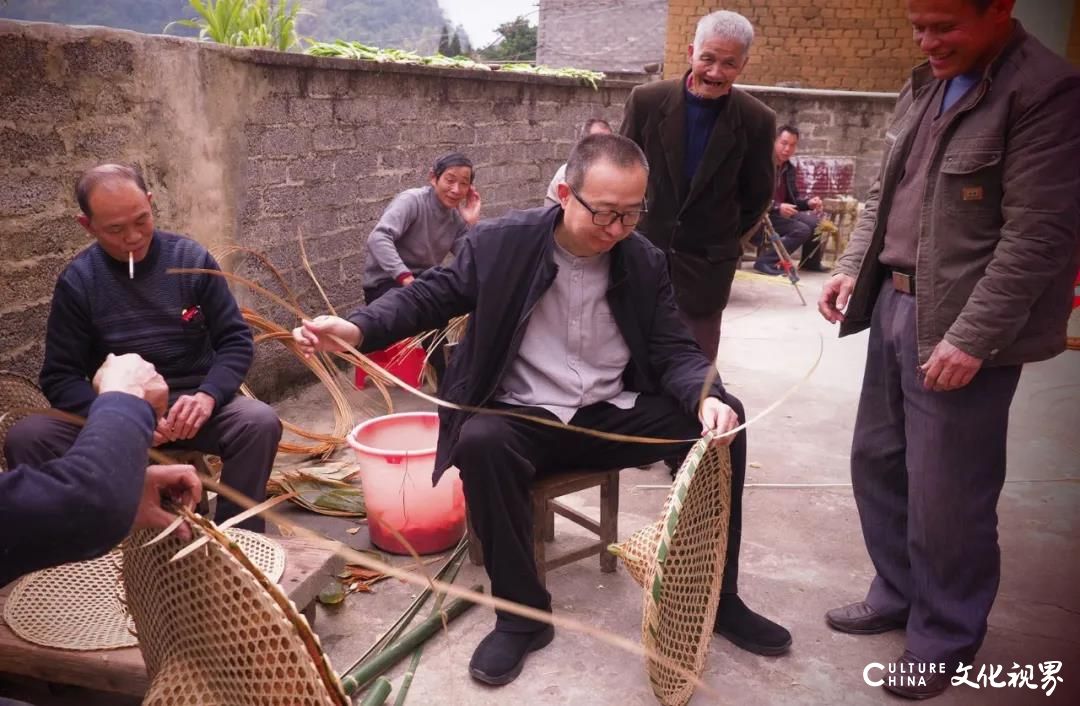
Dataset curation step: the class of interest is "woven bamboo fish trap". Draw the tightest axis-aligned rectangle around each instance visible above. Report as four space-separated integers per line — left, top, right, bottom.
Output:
609 439 732 706
122 516 348 706
3 530 283 652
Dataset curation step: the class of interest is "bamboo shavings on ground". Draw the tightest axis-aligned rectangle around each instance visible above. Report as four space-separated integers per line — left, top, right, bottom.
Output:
268 461 365 516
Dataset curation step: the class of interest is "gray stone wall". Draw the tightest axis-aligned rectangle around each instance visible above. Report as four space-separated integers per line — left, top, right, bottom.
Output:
537 0 668 73
0 20 630 399
0 21 895 402
745 85 898 200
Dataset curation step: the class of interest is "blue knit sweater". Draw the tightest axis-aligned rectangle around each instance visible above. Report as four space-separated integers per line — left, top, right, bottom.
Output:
683 86 729 188
39 230 253 415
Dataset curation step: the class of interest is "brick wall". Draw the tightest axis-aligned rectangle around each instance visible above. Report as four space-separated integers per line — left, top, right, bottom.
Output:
664 0 924 91
537 0 668 73
0 20 630 399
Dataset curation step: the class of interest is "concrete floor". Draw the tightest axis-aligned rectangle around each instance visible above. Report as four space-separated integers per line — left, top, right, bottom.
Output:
4 270 1075 706
267 270 1079 706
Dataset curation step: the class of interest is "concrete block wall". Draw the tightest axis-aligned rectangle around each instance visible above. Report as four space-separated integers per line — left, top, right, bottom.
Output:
743 85 897 199
664 0 924 91
0 21 896 401
0 20 630 399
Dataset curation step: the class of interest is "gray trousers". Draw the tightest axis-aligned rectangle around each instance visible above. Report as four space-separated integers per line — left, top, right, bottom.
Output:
3 395 281 532
853 281 1021 663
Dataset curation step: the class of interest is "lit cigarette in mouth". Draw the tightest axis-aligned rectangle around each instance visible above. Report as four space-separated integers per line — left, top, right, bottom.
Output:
129 251 134 279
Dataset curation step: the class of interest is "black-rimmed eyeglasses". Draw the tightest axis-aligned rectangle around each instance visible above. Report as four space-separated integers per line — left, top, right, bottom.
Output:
569 186 647 227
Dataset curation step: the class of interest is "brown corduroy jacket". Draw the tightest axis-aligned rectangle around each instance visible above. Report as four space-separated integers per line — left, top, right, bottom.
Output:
837 22 1080 366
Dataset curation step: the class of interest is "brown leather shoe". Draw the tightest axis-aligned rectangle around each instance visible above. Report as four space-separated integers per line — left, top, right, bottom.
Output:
825 601 905 635
882 651 950 700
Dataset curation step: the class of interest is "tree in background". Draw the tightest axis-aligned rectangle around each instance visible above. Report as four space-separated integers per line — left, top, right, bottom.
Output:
299 0 458 55
477 16 536 62
437 23 450 54
437 22 461 56
454 24 471 55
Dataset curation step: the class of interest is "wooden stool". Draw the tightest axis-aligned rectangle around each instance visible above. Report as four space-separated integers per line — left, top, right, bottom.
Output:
467 469 619 586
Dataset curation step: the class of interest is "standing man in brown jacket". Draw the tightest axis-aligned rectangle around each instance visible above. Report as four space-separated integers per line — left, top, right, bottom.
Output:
621 9 775 360
819 0 1080 699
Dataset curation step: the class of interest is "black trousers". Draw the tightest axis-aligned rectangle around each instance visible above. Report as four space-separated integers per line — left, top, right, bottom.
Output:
3 395 281 532
449 393 747 632
364 279 447 382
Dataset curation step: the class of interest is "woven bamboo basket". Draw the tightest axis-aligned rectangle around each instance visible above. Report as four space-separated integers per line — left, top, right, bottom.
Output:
3 530 284 652
609 439 732 706
0 370 48 472
123 518 348 706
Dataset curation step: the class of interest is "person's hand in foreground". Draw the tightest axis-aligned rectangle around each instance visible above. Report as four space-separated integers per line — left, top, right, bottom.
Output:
291 315 363 358
700 396 739 447
461 185 482 226
135 464 202 541
818 273 855 324
160 392 216 442
93 352 168 417
920 339 982 392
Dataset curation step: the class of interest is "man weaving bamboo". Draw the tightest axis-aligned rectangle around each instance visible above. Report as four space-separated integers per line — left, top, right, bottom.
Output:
292 134 791 686
3 164 280 532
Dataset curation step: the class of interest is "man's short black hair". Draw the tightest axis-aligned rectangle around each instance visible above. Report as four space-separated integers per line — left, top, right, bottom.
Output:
565 133 649 191
76 164 148 218
432 152 474 181
777 124 800 138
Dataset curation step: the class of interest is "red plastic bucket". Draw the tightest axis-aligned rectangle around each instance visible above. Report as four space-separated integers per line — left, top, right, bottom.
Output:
354 340 425 389
346 412 465 554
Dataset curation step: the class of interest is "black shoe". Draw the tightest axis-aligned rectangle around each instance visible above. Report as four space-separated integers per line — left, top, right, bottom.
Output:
825 601 905 635
468 625 555 686
882 651 950 700
799 262 830 273
713 595 791 656
753 261 784 276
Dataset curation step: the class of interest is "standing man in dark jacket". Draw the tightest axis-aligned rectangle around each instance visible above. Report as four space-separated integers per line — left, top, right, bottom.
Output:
1 353 201 587
293 134 791 686
3 164 281 532
621 9 775 359
819 1 1080 699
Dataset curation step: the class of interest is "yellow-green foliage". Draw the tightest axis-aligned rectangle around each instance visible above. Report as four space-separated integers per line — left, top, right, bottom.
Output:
166 0 304 51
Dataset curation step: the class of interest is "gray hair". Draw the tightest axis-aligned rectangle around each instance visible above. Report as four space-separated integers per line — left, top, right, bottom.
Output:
693 10 754 56
76 164 148 218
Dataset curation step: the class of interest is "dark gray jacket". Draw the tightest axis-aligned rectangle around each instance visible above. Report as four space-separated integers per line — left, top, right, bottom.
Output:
837 22 1080 366
350 206 727 483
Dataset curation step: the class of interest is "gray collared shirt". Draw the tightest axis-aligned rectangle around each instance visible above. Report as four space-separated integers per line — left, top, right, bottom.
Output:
495 240 638 422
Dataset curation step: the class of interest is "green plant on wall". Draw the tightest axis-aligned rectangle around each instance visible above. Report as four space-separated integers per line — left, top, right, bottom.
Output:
166 0 304 51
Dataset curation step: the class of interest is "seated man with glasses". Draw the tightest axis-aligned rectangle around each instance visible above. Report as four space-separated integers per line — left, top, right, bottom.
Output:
291 133 789 686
